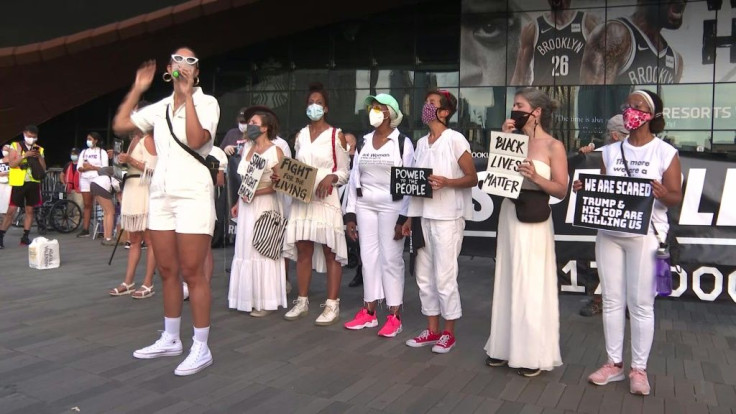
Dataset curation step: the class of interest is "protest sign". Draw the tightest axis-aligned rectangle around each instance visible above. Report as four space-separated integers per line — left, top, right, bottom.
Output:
237 152 267 203
573 173 654 235
273 157 318 203
391 167 433 198
478 131 528 199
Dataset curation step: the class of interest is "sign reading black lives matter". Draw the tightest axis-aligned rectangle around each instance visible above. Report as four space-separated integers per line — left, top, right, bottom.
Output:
237 153 266 203
273 157 318 203
478 131 528 199
391 167 433 198
573 174 655 235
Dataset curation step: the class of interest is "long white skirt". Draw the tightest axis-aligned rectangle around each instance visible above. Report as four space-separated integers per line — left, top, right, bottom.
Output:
228 192 287 312
0 183 11 214
484 198 562 371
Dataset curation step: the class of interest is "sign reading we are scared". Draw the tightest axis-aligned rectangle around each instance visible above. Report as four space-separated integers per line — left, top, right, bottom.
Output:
478 131 528 199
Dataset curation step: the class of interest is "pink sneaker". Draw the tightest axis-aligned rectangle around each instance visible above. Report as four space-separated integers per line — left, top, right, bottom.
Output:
431 331 456 354
405 329 441 347
377 315 402 338
343 308 378 330
629 368 651 396
588 362 625 386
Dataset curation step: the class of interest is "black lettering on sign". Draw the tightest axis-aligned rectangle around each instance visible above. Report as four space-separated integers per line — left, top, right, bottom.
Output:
573 174 654 235
391 167 433 198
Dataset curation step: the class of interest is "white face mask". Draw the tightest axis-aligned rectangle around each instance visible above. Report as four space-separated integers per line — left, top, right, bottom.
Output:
238 122 247 133
369 109 386 128
24 135 36 146
2 150 8 157
306 104 325 121
71 155 79 162
86 140 94 148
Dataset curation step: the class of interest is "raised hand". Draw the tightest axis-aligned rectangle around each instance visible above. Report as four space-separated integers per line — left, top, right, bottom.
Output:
175 65 195 96
134 60 156 93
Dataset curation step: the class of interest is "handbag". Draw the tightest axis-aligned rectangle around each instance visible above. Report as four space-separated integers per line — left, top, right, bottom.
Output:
165 104 219 185
512 190 551 223
252 210 288 260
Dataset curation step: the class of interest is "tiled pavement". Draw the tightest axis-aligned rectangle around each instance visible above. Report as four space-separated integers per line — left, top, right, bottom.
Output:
1 227 735 414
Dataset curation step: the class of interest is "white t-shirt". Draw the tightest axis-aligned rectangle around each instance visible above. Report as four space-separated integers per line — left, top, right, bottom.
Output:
601 136 678 237
78 147 109 180
407 129 473 220
345 129 414 215
274 136 292 158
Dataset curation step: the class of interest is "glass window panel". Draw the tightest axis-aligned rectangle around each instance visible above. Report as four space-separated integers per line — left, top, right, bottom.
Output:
714 4 736 82
664 130 713 152
712 83 736 130
293 70 329 91
458 87 507 152
334 21 372 68
660 84 715 130
371 13 415 67
416 3 460 66
712 131 736 145
461 12 514 87
291 27 330 68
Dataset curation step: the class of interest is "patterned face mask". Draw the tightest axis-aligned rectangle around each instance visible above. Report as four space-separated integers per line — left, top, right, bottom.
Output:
622 107 653 131
421 102 439 125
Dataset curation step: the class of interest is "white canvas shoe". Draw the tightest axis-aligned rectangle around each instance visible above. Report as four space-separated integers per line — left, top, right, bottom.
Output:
284 296 309 321
133 331 183 359
174 339 213 376
314 299 340 326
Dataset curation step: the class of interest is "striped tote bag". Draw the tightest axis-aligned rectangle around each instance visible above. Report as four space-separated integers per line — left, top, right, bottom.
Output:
252 210 288 260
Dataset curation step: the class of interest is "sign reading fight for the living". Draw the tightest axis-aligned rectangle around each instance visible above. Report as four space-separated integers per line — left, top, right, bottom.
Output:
478 131 528 199
390 167 433 198
573 174 654 235
273 157 317 203
237 153 267 203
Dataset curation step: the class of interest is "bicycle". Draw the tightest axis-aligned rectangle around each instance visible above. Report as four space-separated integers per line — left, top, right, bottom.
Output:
10 168 82 234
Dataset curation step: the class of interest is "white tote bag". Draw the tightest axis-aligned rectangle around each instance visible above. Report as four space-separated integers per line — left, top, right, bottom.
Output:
28 237 61 269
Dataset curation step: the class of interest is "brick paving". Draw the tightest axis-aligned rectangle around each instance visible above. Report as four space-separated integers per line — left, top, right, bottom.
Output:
1 227 735 413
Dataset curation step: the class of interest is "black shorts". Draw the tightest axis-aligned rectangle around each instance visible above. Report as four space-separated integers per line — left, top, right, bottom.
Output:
90 181 114 200
9 182 42 208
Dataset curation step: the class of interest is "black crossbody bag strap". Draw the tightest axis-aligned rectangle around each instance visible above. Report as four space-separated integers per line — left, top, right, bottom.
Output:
165 104 208 168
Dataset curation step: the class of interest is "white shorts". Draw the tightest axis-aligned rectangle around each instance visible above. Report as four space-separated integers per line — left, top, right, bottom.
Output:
79 177 93 192
148 192 216 235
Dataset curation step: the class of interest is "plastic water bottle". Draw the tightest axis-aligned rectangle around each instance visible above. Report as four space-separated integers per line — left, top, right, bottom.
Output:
655 245 672 296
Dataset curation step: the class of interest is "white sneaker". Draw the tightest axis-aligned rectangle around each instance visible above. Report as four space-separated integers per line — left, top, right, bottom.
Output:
314 299 340 326
133 331 183 359
174 339 213 376
182 283 189 301
284 296 309 321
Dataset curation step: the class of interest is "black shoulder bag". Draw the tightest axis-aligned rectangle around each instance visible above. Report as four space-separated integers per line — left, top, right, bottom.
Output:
165 104 219 185
619 141 680 267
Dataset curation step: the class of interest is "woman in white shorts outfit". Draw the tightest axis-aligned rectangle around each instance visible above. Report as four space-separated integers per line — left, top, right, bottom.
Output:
77 132 108 237
112 47 220 377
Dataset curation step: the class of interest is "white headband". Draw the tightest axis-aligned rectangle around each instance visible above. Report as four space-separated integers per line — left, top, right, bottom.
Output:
631 90 658 116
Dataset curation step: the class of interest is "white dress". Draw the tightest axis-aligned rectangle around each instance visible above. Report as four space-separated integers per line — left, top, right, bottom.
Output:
228 144 287 312
0 161 10 214
484 160 562 371
283 126 350 273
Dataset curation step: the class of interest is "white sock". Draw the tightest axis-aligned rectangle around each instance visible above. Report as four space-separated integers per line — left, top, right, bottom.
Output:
193 326 210 344
164 317 181 339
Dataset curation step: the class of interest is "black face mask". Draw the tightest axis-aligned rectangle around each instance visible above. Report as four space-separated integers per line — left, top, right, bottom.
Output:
510 110 534 131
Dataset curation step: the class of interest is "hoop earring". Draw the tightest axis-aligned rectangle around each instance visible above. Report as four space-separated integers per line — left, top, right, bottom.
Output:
194 76 200 86
162 72 172 83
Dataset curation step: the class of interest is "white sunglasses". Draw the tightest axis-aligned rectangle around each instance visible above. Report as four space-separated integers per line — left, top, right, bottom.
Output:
171 54 199 65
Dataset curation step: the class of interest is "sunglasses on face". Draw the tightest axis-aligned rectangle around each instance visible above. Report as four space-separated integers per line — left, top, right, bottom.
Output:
171 54 199 65
367 105 386 112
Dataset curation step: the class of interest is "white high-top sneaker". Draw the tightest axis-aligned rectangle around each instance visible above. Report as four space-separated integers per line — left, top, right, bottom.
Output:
314 298 340 326
133 331 183 359
284 296 309 321
174 339 213 376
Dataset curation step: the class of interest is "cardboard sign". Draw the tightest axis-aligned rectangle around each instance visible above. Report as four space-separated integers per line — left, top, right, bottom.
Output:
390 167 433 198
573 174 655 235
273 157 318 203
237 152 267 203
478 131 529 199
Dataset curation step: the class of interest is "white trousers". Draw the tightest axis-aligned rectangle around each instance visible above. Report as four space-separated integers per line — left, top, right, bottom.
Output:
356 207 405 306
595 231 658 370
415 217 464 320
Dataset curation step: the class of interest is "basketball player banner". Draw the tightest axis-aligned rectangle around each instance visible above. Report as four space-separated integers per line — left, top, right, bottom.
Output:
391 167 433 198
462 151 736 302
237 153 266 204
572 174 654 235
478 131 528 199
273 157 317 203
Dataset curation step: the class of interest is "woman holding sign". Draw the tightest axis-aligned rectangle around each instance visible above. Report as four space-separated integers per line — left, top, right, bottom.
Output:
281 83 350 326
579 90 681 396
401 90 477 354
228 110 287 317
343 94 414 338
112 47 220 376
484 87 568 377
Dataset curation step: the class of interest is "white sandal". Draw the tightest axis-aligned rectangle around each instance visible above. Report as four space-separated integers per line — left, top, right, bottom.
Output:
109 282 135 296
132 285 155 299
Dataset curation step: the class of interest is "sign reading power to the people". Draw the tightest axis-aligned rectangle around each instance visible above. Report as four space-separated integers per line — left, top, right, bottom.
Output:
478 131 529 199
391 167 433 198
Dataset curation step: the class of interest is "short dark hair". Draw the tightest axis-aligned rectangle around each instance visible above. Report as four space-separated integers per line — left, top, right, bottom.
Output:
425 89 458 121
638 89 666 134
306 82 329 107
251 111 279 140
88 132 102 142
24 125 39 135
